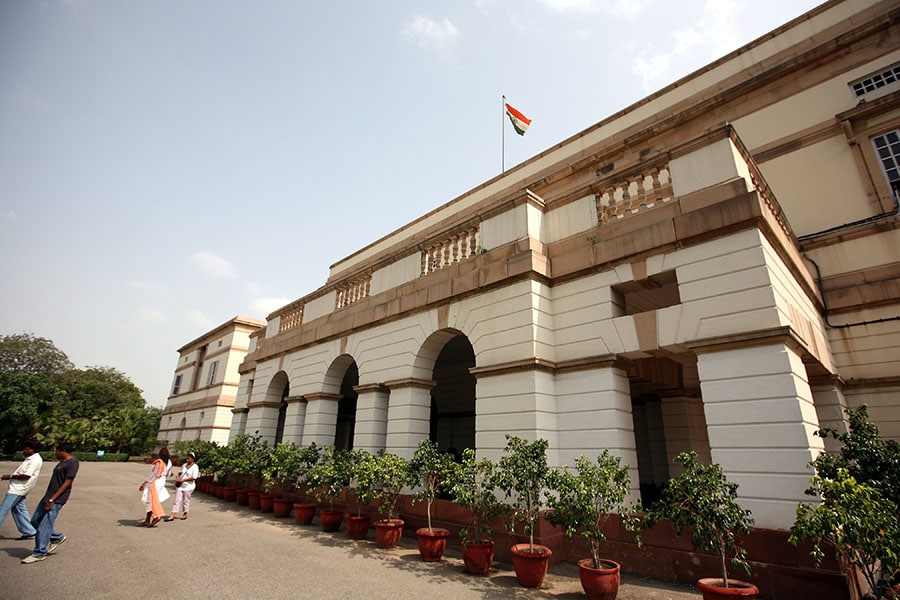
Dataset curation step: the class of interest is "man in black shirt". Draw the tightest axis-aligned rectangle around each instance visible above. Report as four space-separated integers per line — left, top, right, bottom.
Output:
21 442 79 564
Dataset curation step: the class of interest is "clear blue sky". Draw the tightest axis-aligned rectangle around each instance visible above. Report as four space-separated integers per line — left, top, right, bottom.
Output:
0 0 824 406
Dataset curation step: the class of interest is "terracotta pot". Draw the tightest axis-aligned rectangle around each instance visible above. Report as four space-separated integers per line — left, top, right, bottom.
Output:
247 491 261 510
462 540 495 574
273 497 293 518
510 543 552 588
216 484 226 499
345 514 372 540
374 519 405 549
319 509 344 532
578 558 621 600
259 494 275 513
293 503 316 525
235 488 250 506
697 578 760 600
223 486 238 502
416 528 450 562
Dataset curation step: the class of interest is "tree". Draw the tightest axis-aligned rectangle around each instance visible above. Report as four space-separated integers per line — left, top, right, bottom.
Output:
790 405 900 597
61 366 145 419
0 333 73 376
0 372 66 454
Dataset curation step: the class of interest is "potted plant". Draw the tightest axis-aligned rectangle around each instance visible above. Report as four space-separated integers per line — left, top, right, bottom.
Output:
288 443 322 525
264 442 303 517
789 405 900 599
344 449 377 540
371 450 413 549
497 435 553 588
409 439 457 561
450 448 505 574
546 451 638 600
643 451 758 599
309 445 353 532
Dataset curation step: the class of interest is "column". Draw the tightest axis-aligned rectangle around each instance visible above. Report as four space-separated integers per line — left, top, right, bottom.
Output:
353 383 389 453
384 378 435 459
810 379 849 454
301 392 340 447
660 393 711 475
229 408 248 443
554 361 640 500
282 396 307 445
696 341 825 529
245 402 281 443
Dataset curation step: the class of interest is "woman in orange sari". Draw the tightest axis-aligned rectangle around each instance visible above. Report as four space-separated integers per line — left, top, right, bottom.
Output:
138 447 171 527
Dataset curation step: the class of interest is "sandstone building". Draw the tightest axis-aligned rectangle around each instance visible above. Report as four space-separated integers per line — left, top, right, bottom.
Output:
167 0 898 595
158 316 265 444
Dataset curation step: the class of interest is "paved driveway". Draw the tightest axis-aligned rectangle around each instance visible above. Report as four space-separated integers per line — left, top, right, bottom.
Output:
0 461 699 599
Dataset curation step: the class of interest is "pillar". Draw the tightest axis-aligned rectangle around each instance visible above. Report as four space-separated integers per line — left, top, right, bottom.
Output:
384 378 434 459
301 392 341 447
353 383 389 453
282 396 307 445
696 341 825 529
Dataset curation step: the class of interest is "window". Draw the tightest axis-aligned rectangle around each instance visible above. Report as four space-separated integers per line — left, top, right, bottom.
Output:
851 63 900 99
171 374 182 396
205 360 219 386
872 129 900 194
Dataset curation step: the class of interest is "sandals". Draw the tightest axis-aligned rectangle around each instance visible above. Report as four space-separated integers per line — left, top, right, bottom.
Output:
181 514 188 520
164 516 176 522
147 517 161 528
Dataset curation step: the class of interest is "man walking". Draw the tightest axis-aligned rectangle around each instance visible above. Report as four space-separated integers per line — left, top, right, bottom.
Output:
0 439 43 540
21 442 79 564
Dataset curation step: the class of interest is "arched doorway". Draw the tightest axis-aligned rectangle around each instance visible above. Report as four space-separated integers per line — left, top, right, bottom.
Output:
267 372 289 444
429 334 476 458
335 362 358 450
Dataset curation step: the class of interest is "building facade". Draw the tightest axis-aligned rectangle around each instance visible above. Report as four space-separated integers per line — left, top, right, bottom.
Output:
229 0 898 594
159 316 265 445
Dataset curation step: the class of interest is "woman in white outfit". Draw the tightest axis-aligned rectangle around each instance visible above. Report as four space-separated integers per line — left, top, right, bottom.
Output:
166 452 198 521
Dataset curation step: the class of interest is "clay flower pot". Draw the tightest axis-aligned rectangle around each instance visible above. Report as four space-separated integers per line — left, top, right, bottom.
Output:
578 558 621 600
223 486 238 502
247 490 261 510
293 503 316 525
696 578 760 600
259 493 275 513
235 488 250 506
319 509 344 532
415 528 450 562
345 514 372 540
510 543 552 588
374 519 404 549
462 540 495 574
273 497 293 518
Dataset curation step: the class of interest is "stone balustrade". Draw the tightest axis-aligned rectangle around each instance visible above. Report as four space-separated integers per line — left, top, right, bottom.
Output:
421 226 480 275
336 275 371 309
278 303 304 333
596 165 673 224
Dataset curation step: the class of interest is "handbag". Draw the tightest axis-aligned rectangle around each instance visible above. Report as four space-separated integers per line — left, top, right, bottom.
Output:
175 480 182 488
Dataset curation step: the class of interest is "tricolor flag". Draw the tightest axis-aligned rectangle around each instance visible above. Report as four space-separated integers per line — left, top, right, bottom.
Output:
505 102 531 136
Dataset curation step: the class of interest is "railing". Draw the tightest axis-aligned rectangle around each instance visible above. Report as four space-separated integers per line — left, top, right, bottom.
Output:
596 165 673 224
336 275 371 309
278 303 304 333
422 226 480 275
729 130 796 241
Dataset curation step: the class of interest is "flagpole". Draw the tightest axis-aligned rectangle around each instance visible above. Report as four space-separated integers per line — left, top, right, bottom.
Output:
501 95 506 174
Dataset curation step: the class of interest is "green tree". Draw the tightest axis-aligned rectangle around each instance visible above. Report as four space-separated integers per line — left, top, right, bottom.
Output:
0 333 74 376
61 366 145 419
0 371 66 453
790 405 900 596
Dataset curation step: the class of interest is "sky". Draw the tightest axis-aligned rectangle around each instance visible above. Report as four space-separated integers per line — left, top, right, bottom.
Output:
0 0 826 407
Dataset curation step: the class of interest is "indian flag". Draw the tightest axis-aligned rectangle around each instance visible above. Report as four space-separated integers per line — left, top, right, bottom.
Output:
505 102 531 136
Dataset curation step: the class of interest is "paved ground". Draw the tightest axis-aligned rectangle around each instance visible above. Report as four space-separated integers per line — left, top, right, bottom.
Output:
0 460 701 599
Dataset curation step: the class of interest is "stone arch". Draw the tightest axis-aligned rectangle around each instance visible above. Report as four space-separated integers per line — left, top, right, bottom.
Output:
265 371 290 444
420 329 476 457
318 354 358 450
